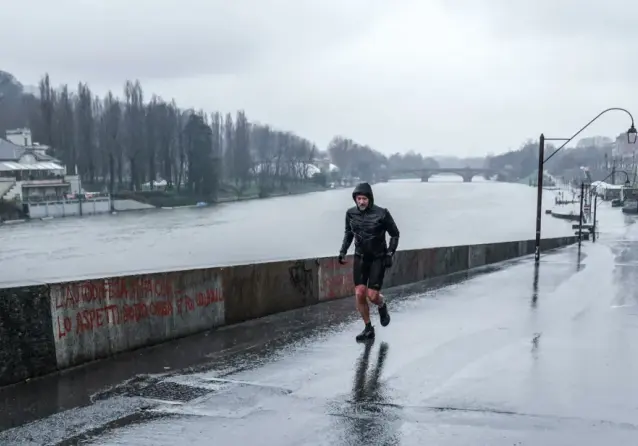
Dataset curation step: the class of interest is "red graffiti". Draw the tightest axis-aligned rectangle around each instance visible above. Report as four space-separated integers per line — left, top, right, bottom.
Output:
56 315 73 339
320 260 352 300
55 277 175 309
196 289 223 308
75 305 120 335
54 282 223 339
175 296 195 314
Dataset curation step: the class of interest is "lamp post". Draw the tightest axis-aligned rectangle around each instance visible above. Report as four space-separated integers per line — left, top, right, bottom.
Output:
578 182 585 248
534 108 637 263
591 169 631 242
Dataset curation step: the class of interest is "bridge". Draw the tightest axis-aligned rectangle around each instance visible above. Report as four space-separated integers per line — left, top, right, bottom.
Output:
394 167 502 182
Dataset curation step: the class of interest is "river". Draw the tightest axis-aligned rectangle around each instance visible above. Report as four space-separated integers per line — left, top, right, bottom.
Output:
0 177 572 287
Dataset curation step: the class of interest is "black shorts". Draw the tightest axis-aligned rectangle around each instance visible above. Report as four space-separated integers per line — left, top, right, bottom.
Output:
353 255 386 290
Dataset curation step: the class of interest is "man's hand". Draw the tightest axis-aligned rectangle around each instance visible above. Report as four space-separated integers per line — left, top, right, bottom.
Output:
338 253 347 264
384 252 394 268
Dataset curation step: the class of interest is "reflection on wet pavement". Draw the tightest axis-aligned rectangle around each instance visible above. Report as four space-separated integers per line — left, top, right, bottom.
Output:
331 341 400 446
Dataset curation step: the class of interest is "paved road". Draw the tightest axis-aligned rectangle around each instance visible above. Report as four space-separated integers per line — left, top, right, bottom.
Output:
1 205 637 445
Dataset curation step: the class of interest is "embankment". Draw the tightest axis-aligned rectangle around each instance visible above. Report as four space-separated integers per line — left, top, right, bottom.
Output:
0 235 576 387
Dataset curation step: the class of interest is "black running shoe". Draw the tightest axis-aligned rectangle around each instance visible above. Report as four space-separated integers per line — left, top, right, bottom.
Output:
356 324 375 342
378 303 390 327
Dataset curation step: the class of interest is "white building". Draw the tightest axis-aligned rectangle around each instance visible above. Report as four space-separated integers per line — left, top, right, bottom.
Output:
0 128 111 219
0 128 81 202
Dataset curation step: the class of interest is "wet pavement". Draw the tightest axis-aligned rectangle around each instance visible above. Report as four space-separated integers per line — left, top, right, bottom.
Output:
2 204 638 444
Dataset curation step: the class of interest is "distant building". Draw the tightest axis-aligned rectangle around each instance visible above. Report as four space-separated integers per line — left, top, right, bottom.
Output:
0 128 80 202
576 136 613 149
612 132 636 165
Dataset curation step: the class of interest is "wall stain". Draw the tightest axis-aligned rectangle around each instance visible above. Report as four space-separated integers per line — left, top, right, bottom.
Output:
288 260 314 295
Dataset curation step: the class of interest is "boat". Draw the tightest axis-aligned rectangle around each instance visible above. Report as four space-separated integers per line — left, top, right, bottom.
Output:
621 200 638 214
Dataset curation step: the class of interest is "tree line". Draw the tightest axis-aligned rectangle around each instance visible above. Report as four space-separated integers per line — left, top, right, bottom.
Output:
30 74 328 198
0 70 454 199
327 137 440 181
485 136 628 183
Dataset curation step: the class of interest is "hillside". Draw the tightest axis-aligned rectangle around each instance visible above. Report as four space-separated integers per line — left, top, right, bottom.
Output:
0 70 38 98
0 70 40 134
485 138 618 183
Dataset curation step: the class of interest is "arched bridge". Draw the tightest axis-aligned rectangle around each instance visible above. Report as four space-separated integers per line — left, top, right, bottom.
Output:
395 167 503 183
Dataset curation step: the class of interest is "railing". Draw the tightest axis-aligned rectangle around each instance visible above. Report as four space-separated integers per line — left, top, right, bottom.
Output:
25 193 110 204
21 179 70 187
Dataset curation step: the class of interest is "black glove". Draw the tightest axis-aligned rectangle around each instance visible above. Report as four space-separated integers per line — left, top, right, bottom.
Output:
384 252 394 268
338 253 347 264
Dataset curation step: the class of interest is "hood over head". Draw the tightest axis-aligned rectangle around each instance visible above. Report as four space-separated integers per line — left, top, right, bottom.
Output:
352 182 374 207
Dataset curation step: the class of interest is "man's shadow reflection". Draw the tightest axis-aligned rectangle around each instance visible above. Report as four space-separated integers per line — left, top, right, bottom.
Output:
342 340 400 445
352 340 389 403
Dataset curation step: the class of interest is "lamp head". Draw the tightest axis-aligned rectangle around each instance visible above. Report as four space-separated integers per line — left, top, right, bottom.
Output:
627 124 637 144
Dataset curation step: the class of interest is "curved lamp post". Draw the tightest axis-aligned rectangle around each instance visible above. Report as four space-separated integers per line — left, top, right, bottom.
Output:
600 169 632 187
535 107 637 263
591 169 631 242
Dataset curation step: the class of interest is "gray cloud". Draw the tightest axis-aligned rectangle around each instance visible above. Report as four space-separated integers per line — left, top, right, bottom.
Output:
3 0 391 81
438 0 638 40
3 0 638 156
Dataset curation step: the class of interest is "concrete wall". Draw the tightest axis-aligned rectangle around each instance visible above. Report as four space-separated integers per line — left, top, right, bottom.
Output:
50 269 224 369
113 199 155 211
0 286 57 384
0 235 576 387
28 198 111 219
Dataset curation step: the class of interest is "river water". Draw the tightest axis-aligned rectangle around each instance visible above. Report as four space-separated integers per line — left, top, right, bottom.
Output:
0 178 572 287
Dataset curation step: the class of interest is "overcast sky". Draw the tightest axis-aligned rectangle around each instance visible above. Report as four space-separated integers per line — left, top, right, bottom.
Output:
3 0 637 157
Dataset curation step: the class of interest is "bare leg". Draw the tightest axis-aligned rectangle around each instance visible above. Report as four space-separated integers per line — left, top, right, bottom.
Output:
367 289 384 306
355 285 370 324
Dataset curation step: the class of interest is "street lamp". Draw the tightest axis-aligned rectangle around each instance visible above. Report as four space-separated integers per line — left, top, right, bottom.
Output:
534 107 636 263
609 170 632 187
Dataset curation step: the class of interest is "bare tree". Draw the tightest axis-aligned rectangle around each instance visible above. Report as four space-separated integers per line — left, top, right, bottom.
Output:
145 96 159 189
234 110 252 189
75 82 96 183
210 111 223 184
223 112 234 184
55 85 76 174
101 92 122 195
38 74 56 151
123 80 145 190
154 100 178 189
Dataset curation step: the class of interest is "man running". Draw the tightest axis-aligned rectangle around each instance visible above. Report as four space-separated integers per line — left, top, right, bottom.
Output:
338 182 400 342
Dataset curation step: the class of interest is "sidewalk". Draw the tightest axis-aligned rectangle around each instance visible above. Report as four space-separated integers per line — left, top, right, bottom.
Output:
3 239 636 445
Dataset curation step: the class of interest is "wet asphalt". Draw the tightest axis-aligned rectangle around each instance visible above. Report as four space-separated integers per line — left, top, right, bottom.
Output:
2 205 638 445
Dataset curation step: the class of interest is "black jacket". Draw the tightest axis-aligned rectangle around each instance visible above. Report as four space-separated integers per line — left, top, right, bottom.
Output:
339 182 400 259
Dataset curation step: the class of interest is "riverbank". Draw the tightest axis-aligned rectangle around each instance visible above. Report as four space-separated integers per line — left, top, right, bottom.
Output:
113 182 333 209
0 182 339 224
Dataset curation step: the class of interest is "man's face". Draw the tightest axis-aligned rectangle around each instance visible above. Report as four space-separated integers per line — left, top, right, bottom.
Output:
356 195 369 210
